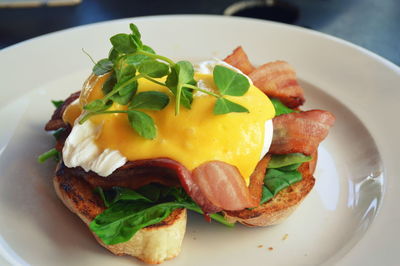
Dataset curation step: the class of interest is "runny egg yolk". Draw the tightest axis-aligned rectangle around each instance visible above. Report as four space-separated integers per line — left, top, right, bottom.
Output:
64 72 275 184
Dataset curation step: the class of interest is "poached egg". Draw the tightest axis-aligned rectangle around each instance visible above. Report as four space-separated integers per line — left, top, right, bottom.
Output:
62 60 275 184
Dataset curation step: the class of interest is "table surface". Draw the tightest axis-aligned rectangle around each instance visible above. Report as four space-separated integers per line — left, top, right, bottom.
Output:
1 0 399 65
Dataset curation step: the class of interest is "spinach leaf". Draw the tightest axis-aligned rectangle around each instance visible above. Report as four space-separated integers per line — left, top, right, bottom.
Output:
260 153 311 204
268 153 312 168
51 100 64 109
90 201 178 245
90 184 234 245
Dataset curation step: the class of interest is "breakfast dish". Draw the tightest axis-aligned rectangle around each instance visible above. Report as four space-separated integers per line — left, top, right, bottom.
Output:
1 15 398 266
40 23 335 264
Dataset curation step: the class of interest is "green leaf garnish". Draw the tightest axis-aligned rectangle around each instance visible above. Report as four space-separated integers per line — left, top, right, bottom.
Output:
129 23 143 49
213 65 250 96
51 100 64 109
110 33 137 54
90 185 234 245
138 60 169 78
93 58 113 75
115 60 136 83
108 48 119 61
127 110 156 139
81 23 251 139
213 97 249 115
260 153 312 204
37 148 60 163
83 99 112 112
260 186 274 205
129 91 169 110
90 201 175 245
111 81 138 105
270 98 298 116
268 153 312 168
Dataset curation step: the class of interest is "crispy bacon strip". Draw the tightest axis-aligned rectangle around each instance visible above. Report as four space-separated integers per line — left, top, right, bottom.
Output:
59 156 271 214
192 157 270 211
223 46 255 75
270 110 335 155
58 158 222 214
192 161 256 211
45 91 80 131
249 61 305 108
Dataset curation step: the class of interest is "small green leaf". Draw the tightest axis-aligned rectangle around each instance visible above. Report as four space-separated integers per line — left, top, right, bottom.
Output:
264 176 289 196
213 65 250 96
115 63 136 83
37 148 60 163
127 110 156 139
138 60 169 78
266 168 302 185
165 66 178 90
51 100 64 109
110 33 137 54
268 153 312 169
260 186 274 204
176 61 194 85
129 23 141 39
125 45 155 67
102 74 117 95
118 80 138 96
166 62 195 113
110 187 153 204
111 81 137 105
270 98 298 116
180 87 194 109
129 23 143 49
108 48 119 62
93 58 113 75
213 97 249 115
94 187 111 208
142 45 155 54
84 99 112 112
129 91 169 110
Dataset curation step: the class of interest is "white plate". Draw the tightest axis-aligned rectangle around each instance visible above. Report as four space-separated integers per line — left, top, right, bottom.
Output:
0 15 399 266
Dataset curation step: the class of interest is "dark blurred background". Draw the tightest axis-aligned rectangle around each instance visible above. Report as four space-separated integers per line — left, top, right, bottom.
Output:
0 0 399 65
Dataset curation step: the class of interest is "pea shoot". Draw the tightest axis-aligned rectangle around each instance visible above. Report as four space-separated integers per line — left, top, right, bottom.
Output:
81 23 250 139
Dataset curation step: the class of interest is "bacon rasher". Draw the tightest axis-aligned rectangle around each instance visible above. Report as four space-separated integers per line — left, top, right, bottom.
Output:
224 47 305 108
270 110 335 155
249 61 305 108
192 161 256 211
223 46 255 75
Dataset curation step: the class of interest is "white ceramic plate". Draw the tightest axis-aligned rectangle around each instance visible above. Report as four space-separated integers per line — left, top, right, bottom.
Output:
0 15 399 266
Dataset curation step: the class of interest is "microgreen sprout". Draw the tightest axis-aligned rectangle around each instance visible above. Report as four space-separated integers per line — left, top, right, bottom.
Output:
81 23 250 139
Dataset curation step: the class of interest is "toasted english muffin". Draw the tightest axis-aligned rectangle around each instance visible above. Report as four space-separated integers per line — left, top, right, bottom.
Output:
53 163 187 264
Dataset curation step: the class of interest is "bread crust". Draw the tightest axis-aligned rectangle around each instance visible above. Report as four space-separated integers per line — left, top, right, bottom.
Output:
224 152 318 226
53 164 186 264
